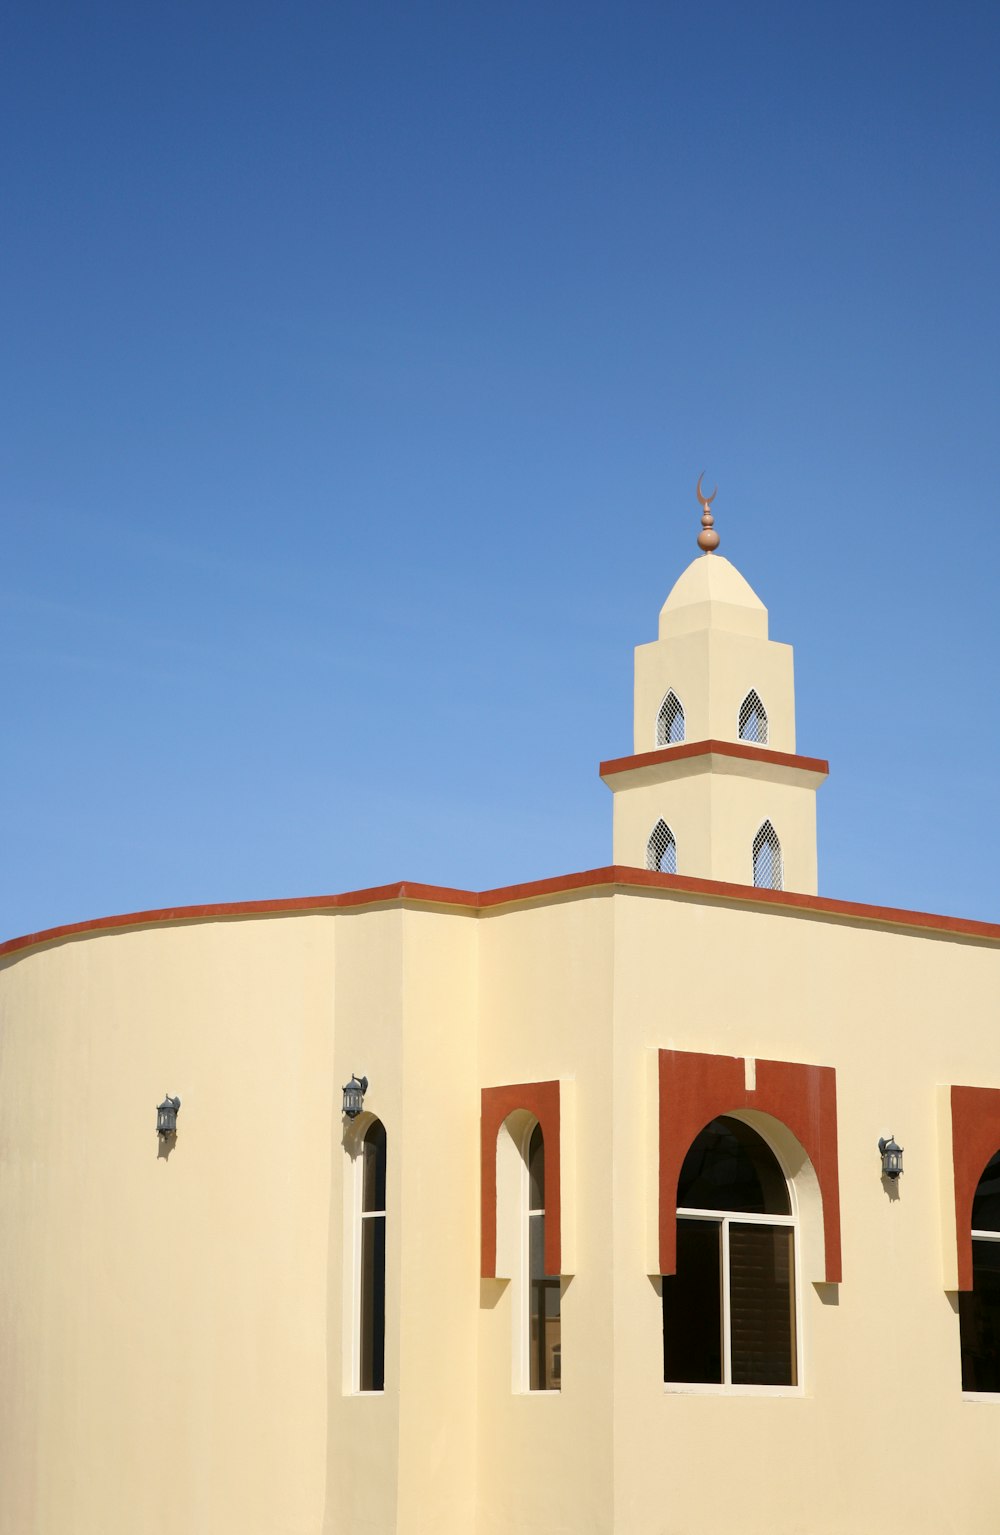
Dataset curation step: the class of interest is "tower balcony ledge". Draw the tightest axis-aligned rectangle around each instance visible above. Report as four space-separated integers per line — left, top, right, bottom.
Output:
599 739 829 792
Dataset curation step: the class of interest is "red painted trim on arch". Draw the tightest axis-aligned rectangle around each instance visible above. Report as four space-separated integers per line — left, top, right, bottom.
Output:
481 1081 561 1279
600 739 829 778
658 1049 841 1283
950 1085 1000 1291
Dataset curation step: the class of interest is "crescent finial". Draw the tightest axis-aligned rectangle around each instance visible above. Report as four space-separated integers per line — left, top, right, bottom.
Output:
695 473 720 553
696 472 717 509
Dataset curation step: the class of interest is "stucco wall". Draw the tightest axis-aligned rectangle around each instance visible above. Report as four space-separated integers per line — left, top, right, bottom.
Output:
2 882 1000 1534
0 913 336 1535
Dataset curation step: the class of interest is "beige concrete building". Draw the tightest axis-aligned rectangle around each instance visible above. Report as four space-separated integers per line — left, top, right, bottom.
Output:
2 495 1000 1534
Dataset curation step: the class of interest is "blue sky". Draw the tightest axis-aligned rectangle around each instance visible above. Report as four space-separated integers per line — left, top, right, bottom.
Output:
3 0 999 938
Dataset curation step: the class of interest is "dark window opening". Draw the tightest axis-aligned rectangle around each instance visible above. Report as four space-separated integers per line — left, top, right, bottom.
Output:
528 1122 561 1391
657 691 685 746
665 1116 796 1387
360 1119 387 1391
739 690 768 745
960 1150 1000 1393
752 821 782 890
647 819 677 875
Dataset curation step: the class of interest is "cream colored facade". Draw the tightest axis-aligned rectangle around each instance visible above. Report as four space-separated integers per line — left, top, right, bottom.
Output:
2 538 1000 1535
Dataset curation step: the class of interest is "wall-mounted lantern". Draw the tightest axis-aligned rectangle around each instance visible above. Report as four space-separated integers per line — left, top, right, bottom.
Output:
342 1074 368 1119
878 1134 903 1179
156 1095 181 1137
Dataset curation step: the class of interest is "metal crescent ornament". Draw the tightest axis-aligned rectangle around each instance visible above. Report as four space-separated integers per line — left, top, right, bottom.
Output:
696 472 717 509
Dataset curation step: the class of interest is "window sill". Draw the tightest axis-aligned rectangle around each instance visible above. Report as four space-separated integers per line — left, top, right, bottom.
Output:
350 1389 386 1398
962 1391 1000 1403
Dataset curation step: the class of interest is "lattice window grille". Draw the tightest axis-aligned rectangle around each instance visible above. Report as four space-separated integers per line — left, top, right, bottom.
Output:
738 689 768 745
657 691 685 747
752 820 783 890
647 819 677 875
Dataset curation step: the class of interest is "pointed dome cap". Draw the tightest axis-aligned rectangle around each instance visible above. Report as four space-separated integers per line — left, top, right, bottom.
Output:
659 553 768 640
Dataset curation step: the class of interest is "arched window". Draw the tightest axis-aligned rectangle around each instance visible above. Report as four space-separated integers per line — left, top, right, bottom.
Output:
663 1116 797 1387
753 820 783 890
358 1118 387 1391
526 1122 561 1390
959 1149 1000 1393
646 819 677 875
656 690 685 747
738 689 768 745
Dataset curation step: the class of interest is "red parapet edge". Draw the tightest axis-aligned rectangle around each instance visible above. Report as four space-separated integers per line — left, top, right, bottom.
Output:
3 865 1000 960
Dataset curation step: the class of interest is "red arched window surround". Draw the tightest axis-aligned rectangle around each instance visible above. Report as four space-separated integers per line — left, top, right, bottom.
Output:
950 1084 1000 1291
481 1081 561 1278
658 1049 841 1283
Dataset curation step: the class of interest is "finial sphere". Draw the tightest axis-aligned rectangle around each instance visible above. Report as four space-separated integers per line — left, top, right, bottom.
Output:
695 474 720 552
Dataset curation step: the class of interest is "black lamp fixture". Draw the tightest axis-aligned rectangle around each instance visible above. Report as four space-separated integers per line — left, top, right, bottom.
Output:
342 1074 368 1119
879 1134 903 1179
156 1095 181 1137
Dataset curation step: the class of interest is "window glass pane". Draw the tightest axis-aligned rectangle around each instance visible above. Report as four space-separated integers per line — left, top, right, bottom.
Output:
360 1214 386 1390
529 1210 546 1277
971 1151 1000 1232
663 1218 723 1384
729 1223 796 1386
362 1120 387 1213
528 1123 544 1211
960 1239 1000 1392
529 1207 560 1389
529 1278 561 1391
677 1117 790 1216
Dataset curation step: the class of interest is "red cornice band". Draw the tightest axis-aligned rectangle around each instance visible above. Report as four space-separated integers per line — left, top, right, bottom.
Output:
4 865 1000 962
599 739 830 779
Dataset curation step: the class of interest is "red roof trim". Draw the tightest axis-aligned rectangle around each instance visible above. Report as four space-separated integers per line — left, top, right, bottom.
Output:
599 739 829 777
3 866 1000 960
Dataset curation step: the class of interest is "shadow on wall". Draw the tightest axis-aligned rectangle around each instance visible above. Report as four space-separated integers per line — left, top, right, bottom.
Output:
480 1278 508 1311
157 1132 178 1162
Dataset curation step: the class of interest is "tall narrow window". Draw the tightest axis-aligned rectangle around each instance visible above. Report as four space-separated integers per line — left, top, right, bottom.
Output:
359 1118 387 1391
959 1149 1000 1393
656 690 685 746
663 1116 797 1388
738 689 768 745
752 820 783 890
646 819 677 874
527 1123 561 1391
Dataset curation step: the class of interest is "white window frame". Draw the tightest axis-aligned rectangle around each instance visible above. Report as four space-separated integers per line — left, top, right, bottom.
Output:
666 1129 803 1398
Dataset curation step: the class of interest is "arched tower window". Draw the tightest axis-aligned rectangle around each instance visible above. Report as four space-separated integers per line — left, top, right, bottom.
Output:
527 1122 561 1390
663 1116 797 1387
959 1149 1000 1393
656 690 685 747
738 689 768 745
646 819 677 875
753 820 783 890
358 1118 387 1391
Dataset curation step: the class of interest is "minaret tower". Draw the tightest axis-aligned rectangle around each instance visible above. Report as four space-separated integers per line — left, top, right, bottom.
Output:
600 479 827 894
